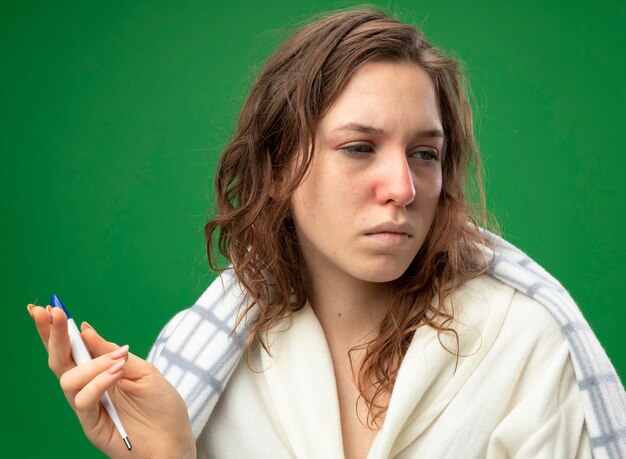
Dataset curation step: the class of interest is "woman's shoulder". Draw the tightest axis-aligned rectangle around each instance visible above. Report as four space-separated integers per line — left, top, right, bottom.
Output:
435 272 568 373
457 273 566 342
464 231 590 346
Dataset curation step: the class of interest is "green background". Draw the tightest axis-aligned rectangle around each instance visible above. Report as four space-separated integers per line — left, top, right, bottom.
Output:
2 1 624 457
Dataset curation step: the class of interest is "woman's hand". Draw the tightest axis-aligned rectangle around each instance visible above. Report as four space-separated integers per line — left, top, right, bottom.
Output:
27 304 196 459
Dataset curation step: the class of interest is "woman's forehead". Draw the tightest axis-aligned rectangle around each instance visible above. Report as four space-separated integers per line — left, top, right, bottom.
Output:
318 61 442 137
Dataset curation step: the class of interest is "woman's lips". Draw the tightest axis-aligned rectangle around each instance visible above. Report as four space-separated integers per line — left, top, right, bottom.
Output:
364 231 411 245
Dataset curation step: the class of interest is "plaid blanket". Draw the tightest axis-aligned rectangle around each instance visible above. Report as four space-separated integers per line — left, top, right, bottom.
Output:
147 232 626 458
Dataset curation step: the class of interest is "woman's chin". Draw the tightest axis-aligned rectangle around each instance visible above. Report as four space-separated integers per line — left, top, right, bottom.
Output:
350 262 411 284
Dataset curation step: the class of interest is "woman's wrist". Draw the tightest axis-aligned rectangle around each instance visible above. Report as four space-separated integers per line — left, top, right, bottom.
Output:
155 442 196 459
172 437 196 459
147 432 196 459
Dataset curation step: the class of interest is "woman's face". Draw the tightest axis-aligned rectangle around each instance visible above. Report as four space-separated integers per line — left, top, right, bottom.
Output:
291 61 443 287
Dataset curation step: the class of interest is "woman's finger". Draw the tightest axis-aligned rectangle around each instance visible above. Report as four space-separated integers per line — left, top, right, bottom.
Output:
59 345 129 393
81 323 155 381
47 306 74 377
73 358 126 415
29 305 52 351
79 321 121 357
80 323 149 379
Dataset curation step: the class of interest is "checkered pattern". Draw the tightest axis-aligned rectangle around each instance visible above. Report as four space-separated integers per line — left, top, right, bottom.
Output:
482 234 626 458
147 232 626 457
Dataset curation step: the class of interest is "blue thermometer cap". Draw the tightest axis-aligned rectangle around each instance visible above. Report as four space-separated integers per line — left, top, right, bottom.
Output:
51 294 72 319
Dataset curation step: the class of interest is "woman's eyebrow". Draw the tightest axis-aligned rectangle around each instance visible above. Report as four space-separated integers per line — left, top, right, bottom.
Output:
333 122 385 135
332 122 444 139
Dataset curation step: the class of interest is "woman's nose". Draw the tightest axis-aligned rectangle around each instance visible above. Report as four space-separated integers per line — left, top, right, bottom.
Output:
374 154 416 207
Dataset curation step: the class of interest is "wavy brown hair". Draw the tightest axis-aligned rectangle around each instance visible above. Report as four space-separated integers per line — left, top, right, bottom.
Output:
205 7 492 427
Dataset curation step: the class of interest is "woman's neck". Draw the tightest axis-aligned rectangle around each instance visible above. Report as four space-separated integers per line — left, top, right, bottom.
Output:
307 271 391 350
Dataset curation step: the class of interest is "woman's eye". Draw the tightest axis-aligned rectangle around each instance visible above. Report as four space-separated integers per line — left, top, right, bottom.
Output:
411 150 439 162
341 144 374 156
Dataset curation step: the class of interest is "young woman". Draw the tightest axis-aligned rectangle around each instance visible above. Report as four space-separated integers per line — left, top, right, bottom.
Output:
28 8 625 459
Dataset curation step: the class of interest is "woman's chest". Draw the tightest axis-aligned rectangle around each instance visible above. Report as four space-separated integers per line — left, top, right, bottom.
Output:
334 363 382 459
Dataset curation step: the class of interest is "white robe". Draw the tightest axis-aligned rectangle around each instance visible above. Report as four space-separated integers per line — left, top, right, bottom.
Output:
197 274 590 458
148 232 626 458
